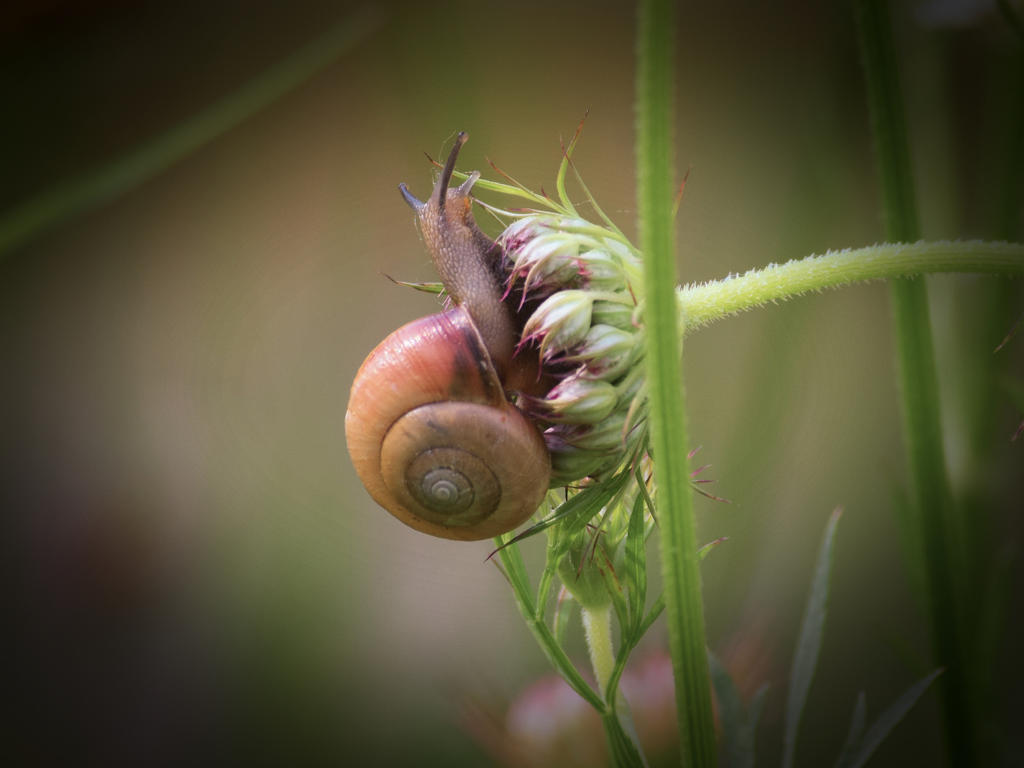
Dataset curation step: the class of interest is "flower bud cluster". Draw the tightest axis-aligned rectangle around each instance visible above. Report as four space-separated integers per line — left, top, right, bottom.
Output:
500 214 648 485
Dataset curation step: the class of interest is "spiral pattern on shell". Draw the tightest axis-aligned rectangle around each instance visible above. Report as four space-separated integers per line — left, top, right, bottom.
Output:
345 309 551 541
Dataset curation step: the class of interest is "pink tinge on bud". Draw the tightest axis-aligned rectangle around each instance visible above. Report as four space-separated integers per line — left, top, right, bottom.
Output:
535 375 618 424
520 290 594 361
561 324 636 381
499 217 545 254
513 235 581 296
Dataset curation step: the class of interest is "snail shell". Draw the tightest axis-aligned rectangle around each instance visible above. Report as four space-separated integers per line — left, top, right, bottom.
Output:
345 308 550 541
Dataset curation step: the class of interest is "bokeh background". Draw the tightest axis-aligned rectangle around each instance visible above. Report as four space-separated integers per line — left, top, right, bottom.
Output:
4 1 1022 765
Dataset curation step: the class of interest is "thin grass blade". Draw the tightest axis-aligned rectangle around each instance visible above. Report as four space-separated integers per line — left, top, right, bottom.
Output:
602 711 649 768
834 692 867 768
708 652 748 768
0 6 383 257
842 670 942 768
782 508 843 768
624 494 649 635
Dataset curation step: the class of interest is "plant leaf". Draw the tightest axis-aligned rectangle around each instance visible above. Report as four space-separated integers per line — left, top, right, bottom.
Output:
555 120 583 216
782 507 843 768
0 6 384 257
490 469 631 555
602 542 631 634
637 593 665 638
552 585 574 646
602 711 649 768
834 692 867 768
494 536 604 712
746 683 770 753
383 276 445 294
624 494 649 635
708 652 768 768
698 536 729 561
841 669 942 768
708 652 748 768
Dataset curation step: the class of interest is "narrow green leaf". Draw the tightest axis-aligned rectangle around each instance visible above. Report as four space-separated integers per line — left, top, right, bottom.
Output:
607 637 632 707
624 494 649 634
0 6 384 258
454 171 564 213
602 544 632 634
708 652 747 768
698 536 729 561
552 586 574 646
746 684 770 753
782 508 843 768
554 124 583 216
493 537 535 614
495 535 605 712
536 523 562 612
844 670 942 768
834 692 867 768
569 471 635 534
493 471 631 553
638 594 665 638
384 277 445 294
708 653 767 768
568 157 630 242
602 711 649 768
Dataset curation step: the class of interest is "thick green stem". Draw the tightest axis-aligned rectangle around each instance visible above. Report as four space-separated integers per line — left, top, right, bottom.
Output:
637 0 717 766
855 1 976 765
676 240 1024 331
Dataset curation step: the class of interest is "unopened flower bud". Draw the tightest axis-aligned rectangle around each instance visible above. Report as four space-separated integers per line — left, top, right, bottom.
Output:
578 249 625 290
499 216 545 253
616 370 646 403
511 233 581 293
546 436 608 485
554 412 631 453
556 530 613 610
566 324 637 381
591 299 637 331
537 375 618 424
521 290 594 360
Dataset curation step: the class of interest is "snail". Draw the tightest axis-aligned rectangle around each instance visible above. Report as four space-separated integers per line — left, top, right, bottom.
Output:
345 133 551 541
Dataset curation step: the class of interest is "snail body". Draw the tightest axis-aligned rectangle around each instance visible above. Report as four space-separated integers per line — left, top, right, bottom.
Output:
345 133 551 541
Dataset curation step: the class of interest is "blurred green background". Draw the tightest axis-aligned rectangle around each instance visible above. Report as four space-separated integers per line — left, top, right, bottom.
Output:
4 1 1022 765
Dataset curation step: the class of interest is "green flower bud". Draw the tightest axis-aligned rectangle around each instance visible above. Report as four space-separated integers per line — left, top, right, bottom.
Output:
591 298 637 331
521 290 594 360
536 376 618 424
494 207 650 487
555 531 613 610
513 233 581 293
565 324 637 381
546 440 608 485
554 412 630 453
616 370 646 403
578 249 626 290
499 216 545 252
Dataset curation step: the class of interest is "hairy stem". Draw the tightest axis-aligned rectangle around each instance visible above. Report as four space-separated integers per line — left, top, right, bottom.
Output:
677 240 1024 331
582 605 615 699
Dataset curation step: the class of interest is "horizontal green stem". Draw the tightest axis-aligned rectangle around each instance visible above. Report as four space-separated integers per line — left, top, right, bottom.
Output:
678 240 1024 330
